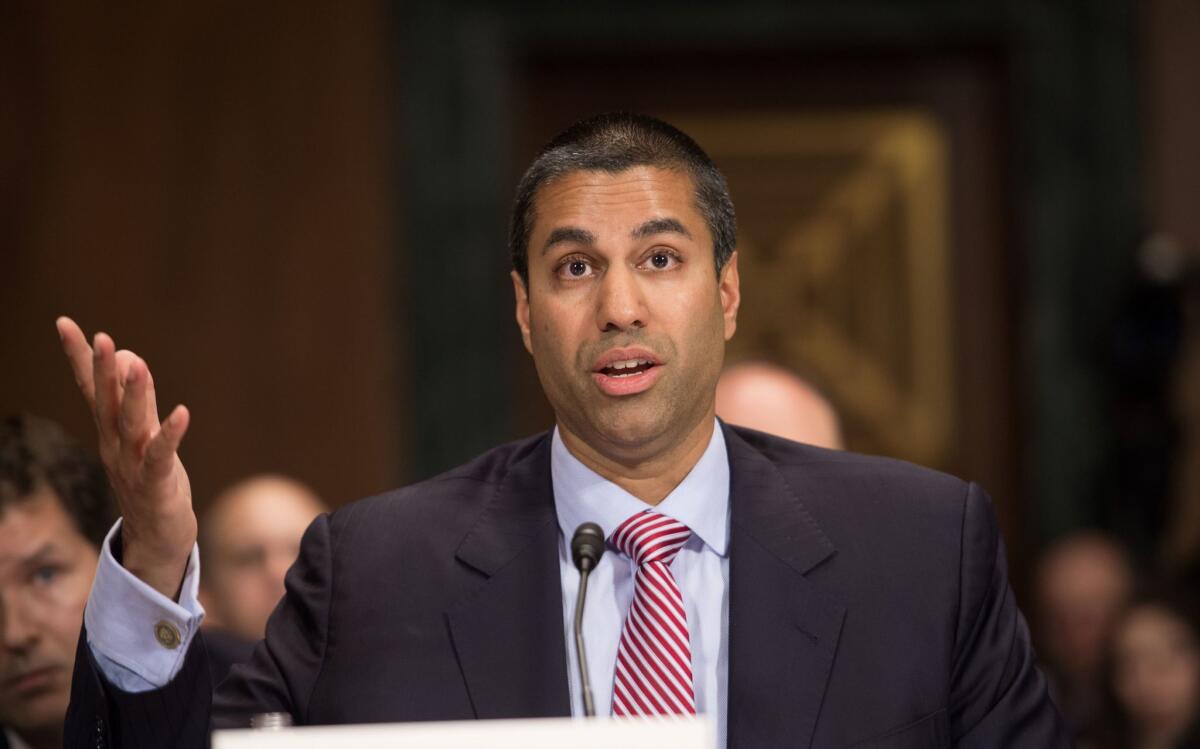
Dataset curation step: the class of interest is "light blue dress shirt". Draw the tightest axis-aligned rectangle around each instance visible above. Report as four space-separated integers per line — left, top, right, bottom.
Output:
4 727 33 749
85 422 731 745
85 519 205 692
552 422 730 745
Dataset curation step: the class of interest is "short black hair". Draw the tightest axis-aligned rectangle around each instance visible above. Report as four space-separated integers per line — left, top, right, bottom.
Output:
0 413 116 548
509 112 737 282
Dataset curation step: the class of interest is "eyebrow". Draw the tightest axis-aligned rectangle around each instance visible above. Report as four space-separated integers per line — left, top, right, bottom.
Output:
0 542 56 570
631 217 692 241
27 543 58 565
541 218 693 256
541 227 596 255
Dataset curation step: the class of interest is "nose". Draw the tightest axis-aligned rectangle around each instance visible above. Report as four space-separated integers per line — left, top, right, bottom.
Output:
595 265 647 332
1 591 40 653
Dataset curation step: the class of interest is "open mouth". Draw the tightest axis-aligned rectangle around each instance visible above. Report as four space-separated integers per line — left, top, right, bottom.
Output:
591 350 663 396
599 359 656 377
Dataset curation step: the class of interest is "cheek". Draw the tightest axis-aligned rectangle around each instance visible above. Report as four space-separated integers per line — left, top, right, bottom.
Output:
45 573 93 654
668 288 726 347
529 305 581 366
1170 656 1200 702
60 562 96 616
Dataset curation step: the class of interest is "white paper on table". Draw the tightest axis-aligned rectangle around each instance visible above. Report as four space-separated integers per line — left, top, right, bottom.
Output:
213 715 713 749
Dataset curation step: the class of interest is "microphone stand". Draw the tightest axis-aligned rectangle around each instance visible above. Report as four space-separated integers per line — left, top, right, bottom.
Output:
571 522 605 717
573 557 597 717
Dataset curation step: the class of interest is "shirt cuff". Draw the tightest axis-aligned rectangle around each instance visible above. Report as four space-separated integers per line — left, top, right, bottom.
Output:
84 518 205 689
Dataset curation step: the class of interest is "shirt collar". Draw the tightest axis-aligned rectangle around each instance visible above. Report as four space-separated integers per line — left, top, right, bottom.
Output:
5 728 33 749
550 419 730 557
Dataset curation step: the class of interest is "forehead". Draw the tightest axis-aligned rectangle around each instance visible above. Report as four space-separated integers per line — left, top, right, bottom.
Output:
208 483 320 544
1040 544 1128 593
0 489 91 572
530 166 706 238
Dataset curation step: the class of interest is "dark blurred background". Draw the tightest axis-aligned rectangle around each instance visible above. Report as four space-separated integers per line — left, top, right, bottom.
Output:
4 0 1199 597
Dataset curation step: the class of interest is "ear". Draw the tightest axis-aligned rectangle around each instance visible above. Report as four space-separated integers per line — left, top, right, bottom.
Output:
719 251 741 341
511 270 534 354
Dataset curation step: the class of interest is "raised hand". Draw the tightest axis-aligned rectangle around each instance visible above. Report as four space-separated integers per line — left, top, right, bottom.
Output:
56 316 196 600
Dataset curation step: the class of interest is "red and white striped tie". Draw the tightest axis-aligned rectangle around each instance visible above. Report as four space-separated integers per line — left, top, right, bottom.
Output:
609 511 696 717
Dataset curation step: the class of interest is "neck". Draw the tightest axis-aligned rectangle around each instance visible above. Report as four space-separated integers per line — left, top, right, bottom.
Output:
10 724 62 749
558 414 717 505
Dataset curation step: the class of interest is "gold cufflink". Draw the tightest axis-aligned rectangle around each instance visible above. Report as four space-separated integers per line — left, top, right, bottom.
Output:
154 620 182 650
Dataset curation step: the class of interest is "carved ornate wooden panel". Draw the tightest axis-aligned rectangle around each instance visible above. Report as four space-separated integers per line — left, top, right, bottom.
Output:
674 112 955 469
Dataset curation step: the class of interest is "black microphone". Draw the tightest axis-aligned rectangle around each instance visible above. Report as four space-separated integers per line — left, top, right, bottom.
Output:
570 522 605 717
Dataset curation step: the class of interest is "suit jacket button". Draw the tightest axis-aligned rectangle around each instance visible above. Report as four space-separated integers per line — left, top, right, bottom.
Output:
154 620 182 649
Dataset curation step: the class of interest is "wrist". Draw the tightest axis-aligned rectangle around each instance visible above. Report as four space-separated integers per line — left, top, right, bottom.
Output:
118 526 193 601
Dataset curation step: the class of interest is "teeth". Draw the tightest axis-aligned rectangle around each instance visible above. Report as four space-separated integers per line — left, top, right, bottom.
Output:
605 359 651 376
609 359 649 370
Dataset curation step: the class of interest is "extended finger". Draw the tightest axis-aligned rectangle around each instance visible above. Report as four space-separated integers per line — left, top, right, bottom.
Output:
114 350 159 433
119 358 151 449
56 317 97 408
115 349 138 386
92 333 121 442
144 367 161 429
145 405 189 482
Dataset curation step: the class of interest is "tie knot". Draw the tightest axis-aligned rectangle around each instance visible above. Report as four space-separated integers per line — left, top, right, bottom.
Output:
610 511 691 566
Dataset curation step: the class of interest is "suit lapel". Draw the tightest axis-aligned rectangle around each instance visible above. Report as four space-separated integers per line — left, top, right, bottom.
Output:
442 425 847 737
724 425 846 749
446 434 572 720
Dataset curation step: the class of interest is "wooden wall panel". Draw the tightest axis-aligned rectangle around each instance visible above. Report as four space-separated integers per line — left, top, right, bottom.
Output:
1 2 402 510
1143 0 1200 566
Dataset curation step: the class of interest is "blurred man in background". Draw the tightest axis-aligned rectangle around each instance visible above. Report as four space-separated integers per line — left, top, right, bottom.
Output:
715 360 844 449
197 474 325 645
0 414 114 749
1035 531 1135 738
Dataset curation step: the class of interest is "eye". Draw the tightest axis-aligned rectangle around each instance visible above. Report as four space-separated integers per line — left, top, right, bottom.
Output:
643 249 680 271
555 256 595 280
32 565 61 585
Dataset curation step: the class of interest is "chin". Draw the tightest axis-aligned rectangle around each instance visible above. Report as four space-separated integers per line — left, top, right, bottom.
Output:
592 409 673 451
9 693 68 732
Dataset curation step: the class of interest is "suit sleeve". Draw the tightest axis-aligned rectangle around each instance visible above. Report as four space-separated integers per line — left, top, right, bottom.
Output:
64 624 213 749
63 512 336 746
949 482 1071 747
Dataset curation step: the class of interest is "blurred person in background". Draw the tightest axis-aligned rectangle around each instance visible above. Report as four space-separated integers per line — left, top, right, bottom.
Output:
1035 531 1136 739
714 360 844 449
0 414 114 749
196 474 325 681
1096 585 1200 749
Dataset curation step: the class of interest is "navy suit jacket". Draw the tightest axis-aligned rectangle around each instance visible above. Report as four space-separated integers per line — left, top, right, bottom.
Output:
66 424 1069 748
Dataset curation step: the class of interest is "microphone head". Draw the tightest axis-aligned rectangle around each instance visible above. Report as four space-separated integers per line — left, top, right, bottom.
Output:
571 522 606 572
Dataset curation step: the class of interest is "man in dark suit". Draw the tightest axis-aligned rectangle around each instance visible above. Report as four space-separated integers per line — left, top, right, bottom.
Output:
58 113 1069 747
